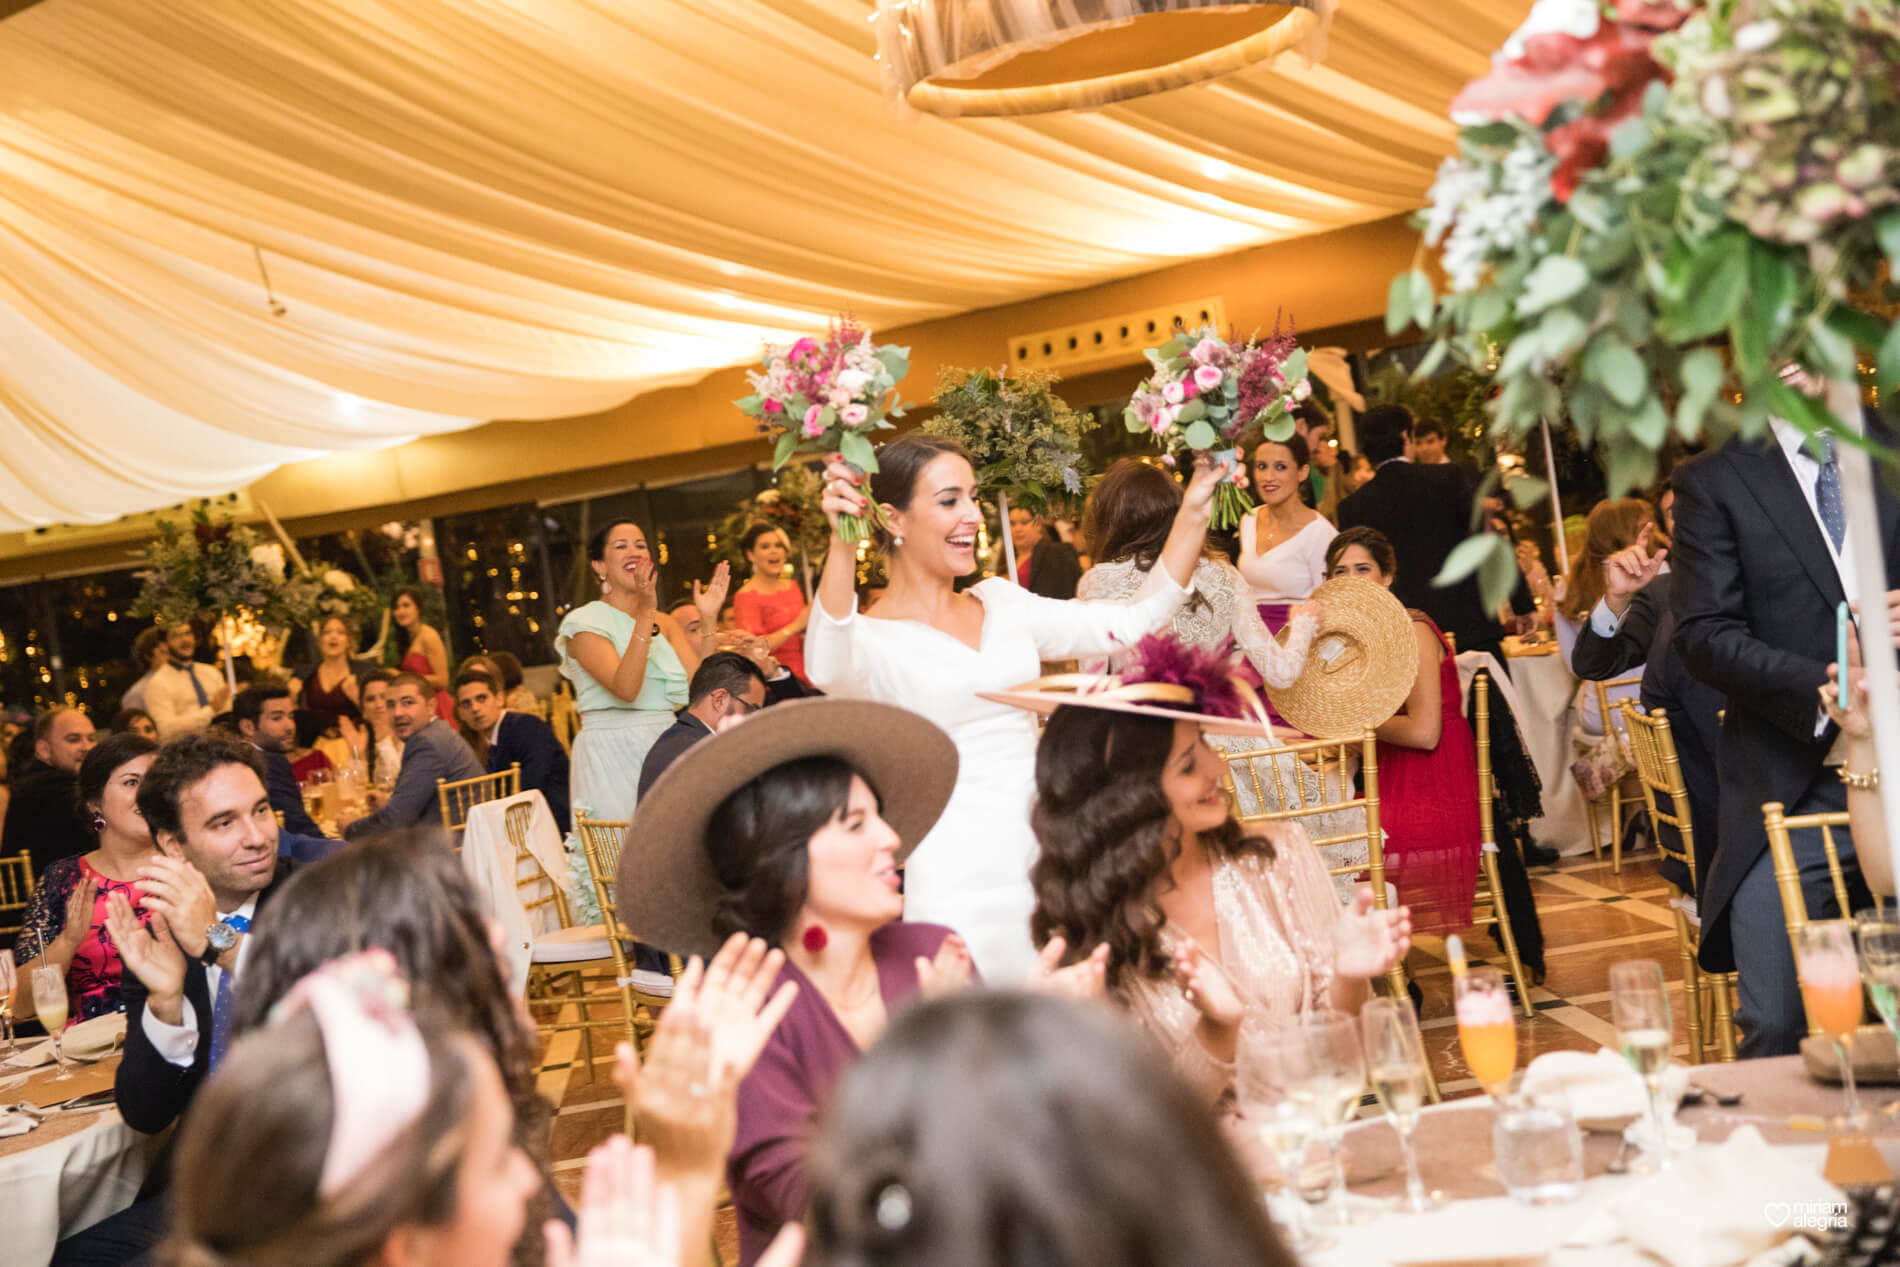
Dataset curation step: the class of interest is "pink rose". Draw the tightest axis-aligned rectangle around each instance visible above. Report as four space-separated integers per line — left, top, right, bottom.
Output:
762 398 784 415
1151 402 1180 434
1190 337 1226 366
1162 379 1190 405
1291 379 1312 402
1192 364 1224 394
841 403 869 427
788 337 819 362
802 404 826 438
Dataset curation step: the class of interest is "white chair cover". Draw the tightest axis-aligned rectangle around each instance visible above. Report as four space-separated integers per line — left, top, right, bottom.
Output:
460 790 567 995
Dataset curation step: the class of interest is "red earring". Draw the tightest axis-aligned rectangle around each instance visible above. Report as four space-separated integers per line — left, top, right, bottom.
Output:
801 924 829 954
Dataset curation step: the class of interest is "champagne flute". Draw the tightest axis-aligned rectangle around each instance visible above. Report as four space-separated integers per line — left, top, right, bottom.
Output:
0 953 14 1058
1237 1027 1334 1252
1360 998 1442 1213
1855 912 1900 1041
1795 921 1866 1127
1455 964 1518 1099
29 965 72 1080
1609 959 1675 1169
1300 1010 1373 1226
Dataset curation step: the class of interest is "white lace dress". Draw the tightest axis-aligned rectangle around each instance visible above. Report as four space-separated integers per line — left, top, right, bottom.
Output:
1079 557 1369 898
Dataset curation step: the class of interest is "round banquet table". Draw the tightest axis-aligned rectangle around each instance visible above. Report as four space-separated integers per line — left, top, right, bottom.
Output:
1308 1055 1894 1267
0 1052 156 1267
1502 636 1596 857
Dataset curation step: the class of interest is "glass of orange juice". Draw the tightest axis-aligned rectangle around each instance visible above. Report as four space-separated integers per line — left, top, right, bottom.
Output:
1795 920 1866 1126
1455 965 1518 1099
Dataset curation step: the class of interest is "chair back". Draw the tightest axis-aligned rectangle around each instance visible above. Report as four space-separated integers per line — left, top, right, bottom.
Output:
1593 675 1643 746
437 764 521 833
504 799 571 928
1620 702 1698 884
1223 729 1382 884
575 816 631 942
0 856 33 940
550 684 580 754
1761 801 1855 939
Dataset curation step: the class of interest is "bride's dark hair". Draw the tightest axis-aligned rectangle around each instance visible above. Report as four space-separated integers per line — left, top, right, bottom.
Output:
1029 706 1267 990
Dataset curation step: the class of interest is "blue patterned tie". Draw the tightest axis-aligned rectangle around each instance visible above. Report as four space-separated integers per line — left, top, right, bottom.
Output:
207 912 251 1072
1816 433 1846 552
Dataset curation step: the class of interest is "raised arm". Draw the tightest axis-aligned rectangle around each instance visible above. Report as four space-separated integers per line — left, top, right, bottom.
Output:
1155 457 1220 589
816 459 865 622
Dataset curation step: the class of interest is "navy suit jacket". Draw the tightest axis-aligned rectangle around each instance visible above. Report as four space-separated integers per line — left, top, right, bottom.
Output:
489 711 571 834
259 747 328 839
639 712 712 798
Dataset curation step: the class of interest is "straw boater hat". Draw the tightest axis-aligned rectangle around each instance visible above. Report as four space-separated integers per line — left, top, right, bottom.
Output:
979 633 1275 737
619 698 959 959
1264 575 1418 739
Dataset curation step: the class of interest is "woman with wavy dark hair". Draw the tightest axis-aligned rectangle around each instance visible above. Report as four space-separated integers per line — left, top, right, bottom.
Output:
230 834 557 1266
1016 640 1409 1112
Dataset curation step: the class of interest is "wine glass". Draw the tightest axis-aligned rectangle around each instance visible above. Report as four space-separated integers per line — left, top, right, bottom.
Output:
1609 959 1675 1169
1237 1027 1334 1252
29 966 72 1081
1455 965 1518 1099
1360 998 1442 1213
1795 921 1866 1127
1300 1010 1374 1226
1855 912 1900 1042
0 953 15 1058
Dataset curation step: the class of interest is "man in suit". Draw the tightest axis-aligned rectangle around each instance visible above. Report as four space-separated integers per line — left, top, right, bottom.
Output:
0 707 96 879
232 685 328 840
454 666 573 833
1570 483 1725 895
639 652 769 797
1338 405 1511 661
1673 412 1900 1057
340 673 483 840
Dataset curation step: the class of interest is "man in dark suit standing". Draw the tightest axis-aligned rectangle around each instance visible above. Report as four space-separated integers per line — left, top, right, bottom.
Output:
1673 414 1900 1057
639 652 769 797
231 686 329 840
454 667 573 833
1338 405 1509 661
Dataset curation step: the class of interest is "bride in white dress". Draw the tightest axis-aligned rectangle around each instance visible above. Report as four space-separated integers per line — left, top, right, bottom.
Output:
806 436 1221 982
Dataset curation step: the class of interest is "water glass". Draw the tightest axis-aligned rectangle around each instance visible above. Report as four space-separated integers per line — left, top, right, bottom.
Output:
1854 912 1900 1039
0 953 14 1057
1609 959 1673 1171
1300 1010 1374 1225
1493 1094 1583 1205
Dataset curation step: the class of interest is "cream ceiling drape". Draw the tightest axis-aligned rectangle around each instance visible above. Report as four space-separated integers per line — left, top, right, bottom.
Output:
0 0 1520 531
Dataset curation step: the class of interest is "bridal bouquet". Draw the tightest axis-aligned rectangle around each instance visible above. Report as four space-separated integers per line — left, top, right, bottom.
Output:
1124 323 1311 530
737 316 911 544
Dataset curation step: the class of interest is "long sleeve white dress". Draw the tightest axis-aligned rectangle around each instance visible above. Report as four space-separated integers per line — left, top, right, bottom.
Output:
805 574 1188 982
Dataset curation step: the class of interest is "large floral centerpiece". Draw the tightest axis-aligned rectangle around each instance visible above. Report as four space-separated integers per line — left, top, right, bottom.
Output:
279 564 382 634
1393 0 1900 605
1124 323 1311 530
736 317 911 544
132 506 295 628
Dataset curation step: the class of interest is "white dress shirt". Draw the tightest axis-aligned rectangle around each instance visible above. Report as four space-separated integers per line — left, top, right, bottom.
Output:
141 894 258 1068
145 661 226 739
1769 415 1857 603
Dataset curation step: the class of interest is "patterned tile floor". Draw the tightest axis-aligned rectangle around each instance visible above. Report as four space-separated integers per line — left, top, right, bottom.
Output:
533 849 1694 1259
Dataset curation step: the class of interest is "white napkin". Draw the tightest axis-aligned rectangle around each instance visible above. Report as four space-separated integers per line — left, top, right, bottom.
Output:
0 1108 36 1138
1 1039 54 1070
62 1013 125 1060
1520 1047 1688 1127
1611 1127 1840 1267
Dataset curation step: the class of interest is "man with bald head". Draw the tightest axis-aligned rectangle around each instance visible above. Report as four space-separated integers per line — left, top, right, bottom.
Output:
1 707 97 880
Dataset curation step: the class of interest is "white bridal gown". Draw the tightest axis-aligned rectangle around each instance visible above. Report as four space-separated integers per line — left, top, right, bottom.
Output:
806 575 1187 983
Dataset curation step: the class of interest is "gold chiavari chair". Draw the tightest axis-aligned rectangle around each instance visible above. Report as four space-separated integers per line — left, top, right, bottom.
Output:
0 855 34 941
1473 674 1535 1020
1224 729 1442 1103
1762 801 1860 1040
576 816 679 1052
1622 703 1736 1062
1585 676 1644 873
437 764 521 840
550 685 581 755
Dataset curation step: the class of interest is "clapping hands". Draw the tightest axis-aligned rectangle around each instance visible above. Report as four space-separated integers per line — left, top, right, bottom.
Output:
544 1136 681 1267
1025 936 1110 1002
1333 889 1411 980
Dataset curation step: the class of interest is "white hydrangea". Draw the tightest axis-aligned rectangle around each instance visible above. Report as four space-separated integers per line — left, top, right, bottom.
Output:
322 569 356 594
249 543 286 580
1436 146 1556 292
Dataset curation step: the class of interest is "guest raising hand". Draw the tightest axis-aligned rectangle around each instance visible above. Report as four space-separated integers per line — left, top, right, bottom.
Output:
806 435 1221 982
557 518 729 825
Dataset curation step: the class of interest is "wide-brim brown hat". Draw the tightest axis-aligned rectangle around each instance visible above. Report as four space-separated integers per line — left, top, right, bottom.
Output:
619 698 959 960
979 676 1274 738
1265 576 1418 738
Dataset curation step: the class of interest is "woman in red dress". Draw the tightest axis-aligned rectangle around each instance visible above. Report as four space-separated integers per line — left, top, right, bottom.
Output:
729 524 810 686
1326 526 1480 935
393 586 455 721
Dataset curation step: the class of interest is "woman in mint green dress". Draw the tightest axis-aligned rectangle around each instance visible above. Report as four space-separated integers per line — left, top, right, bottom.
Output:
557 518 727 824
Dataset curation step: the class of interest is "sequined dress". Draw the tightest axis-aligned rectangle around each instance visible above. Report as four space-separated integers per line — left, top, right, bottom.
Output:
1117 822 1341 1107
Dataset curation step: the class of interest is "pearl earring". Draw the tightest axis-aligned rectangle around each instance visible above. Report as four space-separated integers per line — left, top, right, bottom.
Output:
892 535 904 547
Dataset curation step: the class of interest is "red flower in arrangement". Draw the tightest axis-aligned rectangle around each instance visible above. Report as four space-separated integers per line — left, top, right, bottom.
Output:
1547 116 1613 202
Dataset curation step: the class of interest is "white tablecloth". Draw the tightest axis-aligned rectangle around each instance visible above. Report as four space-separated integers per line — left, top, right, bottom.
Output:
461 789 569 994
1503 646 1596 856
0 1110 152 1267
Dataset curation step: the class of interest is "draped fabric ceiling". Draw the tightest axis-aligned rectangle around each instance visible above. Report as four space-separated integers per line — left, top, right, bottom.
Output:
0 0 1523 531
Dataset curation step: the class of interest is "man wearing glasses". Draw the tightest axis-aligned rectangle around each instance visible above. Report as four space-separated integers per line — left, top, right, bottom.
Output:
637 651 769 797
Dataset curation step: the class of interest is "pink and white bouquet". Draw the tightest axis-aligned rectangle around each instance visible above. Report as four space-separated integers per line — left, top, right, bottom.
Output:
1123 323 1311 530
737 316 910 544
